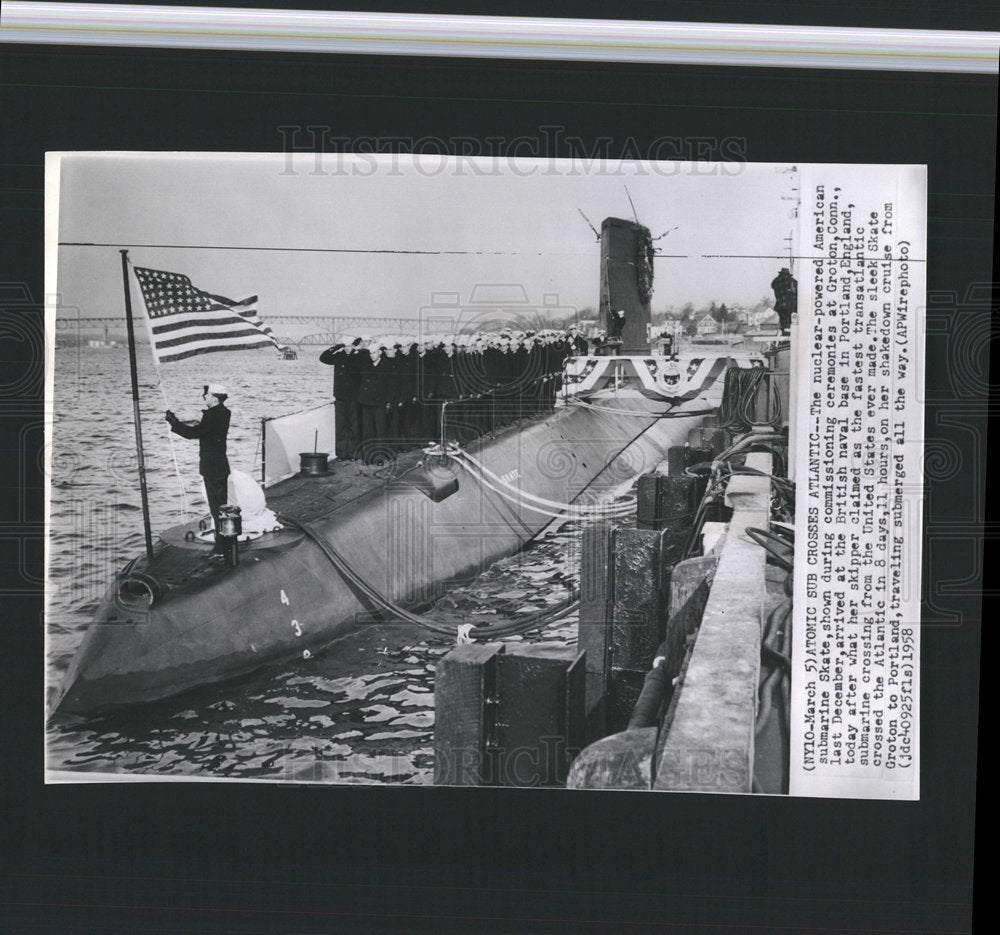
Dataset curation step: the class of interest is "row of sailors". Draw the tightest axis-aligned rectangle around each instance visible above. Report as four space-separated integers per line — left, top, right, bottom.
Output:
320 329 590 461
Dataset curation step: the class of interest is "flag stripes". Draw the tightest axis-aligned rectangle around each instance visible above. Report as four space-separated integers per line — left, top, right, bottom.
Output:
133 266 282 364
150 310 263 335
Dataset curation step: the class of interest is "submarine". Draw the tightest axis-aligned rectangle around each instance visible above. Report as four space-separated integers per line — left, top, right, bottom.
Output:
51 217 758 714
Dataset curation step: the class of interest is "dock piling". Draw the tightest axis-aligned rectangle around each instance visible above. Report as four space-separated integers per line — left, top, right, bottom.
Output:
433 642 503 786
434 642 585 787
579 523 616 738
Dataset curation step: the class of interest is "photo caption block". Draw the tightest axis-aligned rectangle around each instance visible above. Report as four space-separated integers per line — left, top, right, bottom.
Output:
791 165 925 799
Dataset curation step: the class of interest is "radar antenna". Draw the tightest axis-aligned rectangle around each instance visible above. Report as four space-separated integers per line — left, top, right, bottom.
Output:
624 185 640 224
651 226 678 242
577 208 601 241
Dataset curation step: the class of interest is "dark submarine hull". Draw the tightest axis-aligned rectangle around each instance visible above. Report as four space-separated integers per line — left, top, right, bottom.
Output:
53 381 722 715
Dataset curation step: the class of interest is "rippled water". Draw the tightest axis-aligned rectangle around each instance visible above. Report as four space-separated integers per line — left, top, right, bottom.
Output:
46 346 622 784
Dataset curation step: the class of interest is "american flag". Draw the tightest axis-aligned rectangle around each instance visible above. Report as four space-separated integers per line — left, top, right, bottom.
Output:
133 266 285 364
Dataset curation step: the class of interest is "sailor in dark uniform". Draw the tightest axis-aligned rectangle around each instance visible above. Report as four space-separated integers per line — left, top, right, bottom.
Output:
608 308 626 340
383 341 404 447
320 339 362 460
497 333 519 426
166 383 231 556
452 336 484 440
466 335 491 435
432 340 461 442
414 340 435 442
522 332 543 415
358 341 391 462
399 341 421 446
551 331 572 405
511 332 531 420
567 324 589 356
771 267 797 334
483 334 504 433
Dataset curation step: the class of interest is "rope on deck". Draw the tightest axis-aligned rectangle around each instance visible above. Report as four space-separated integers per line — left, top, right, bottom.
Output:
278 513 580 641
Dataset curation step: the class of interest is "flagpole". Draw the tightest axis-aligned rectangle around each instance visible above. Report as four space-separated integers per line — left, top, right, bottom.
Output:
120 249 155 564
127 259 191 521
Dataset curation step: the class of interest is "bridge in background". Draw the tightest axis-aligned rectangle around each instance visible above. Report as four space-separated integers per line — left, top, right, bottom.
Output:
54 315 497 347
55 315 431 331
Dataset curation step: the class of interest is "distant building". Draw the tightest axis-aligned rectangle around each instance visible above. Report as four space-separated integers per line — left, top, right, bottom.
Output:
695 311 718 335
741 306 777 329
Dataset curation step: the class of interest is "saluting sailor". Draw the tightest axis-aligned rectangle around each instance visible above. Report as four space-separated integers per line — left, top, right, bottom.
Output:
166 384 231 557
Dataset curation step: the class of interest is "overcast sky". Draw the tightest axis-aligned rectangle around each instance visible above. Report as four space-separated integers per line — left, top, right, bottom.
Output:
53 153 800 326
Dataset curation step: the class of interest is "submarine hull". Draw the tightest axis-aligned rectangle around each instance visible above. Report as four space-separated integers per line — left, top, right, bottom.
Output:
54 388 719 714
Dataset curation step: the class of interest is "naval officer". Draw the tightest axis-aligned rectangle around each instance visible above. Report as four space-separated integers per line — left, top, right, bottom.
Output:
166 384 231 557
